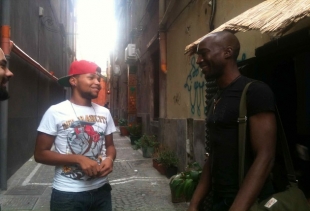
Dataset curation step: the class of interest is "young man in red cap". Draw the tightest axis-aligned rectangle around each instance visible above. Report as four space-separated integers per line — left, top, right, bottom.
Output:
34 60 116 211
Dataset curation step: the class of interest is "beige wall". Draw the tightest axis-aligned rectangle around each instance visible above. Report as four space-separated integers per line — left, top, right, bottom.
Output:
166 0 210 119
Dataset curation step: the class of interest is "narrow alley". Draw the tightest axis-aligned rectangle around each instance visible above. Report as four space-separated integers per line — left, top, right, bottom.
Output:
1 1 310 210
0 129 189 211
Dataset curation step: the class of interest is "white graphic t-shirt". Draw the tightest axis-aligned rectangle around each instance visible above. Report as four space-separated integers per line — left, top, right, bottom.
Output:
37 100 116 192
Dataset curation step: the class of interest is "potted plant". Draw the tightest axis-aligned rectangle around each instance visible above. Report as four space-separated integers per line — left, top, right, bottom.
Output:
158 149 179 178
127 123 142 145
152 144 166 175
169 162 202 203
134 134 159 158
118 118 129 136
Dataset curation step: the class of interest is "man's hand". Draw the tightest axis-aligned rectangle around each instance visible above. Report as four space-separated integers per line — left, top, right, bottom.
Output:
98 157 113 177
187 205 199 211
187 159 211 211
34 132 114 178
76 155 101 177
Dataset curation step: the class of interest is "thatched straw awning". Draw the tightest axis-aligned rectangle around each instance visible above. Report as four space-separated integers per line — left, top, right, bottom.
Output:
185 0 310 55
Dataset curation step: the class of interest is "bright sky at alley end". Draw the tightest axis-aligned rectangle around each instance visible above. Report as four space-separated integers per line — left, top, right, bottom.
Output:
76 0 117 76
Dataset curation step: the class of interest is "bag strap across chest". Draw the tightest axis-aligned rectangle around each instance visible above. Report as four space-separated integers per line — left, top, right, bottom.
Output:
238 81 297 187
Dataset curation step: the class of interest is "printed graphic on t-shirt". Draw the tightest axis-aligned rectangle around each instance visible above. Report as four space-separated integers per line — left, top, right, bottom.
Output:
61 115 107 181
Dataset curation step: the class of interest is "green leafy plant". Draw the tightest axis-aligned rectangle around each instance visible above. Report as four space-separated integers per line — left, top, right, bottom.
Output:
118 118 128 126
158 149 179 167
134 134 159 149
127 123 142 136
169 162 202 201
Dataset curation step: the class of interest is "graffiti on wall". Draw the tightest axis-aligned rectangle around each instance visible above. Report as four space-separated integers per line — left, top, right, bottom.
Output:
237 53 246 62
184 56 206 116
182 53 246 116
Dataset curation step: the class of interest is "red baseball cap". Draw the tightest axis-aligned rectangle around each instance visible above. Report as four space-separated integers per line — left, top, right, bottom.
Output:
58 60 102 87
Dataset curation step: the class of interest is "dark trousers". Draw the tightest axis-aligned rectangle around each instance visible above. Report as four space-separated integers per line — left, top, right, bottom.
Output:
50 183 112 211
211 194 234 211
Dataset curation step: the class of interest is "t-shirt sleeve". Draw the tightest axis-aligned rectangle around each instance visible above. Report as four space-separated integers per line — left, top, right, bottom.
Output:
37 106 58 136
247 82 275 117
104 110 116 135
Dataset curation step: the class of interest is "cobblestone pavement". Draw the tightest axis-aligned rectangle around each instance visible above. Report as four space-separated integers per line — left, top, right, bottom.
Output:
0 130 189 210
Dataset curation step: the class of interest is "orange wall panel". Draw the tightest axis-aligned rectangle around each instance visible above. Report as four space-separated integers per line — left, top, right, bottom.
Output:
92 79 107 106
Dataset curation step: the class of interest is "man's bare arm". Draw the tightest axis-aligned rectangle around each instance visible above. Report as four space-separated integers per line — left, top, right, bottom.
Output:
34 132 100 177
98 133 116 177
229 112 277 211
188 157 212 211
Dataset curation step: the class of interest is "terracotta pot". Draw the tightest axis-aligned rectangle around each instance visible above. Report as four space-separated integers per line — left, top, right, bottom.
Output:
153 159 166 175
152 158 160 168
119 126 129 136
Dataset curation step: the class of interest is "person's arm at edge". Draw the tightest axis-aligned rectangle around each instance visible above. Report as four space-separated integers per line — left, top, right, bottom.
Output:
229 112 277 211
188 157 212 211
34 132 100 177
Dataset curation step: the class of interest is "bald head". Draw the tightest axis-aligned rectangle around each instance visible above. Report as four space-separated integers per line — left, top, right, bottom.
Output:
199 31 240 61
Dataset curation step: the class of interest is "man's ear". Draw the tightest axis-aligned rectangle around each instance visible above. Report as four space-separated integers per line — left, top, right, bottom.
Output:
69 76 77 87
224 46 233 59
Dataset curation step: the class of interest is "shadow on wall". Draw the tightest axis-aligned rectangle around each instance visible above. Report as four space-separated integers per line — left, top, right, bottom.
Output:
7 53 65 179
158 118 205 171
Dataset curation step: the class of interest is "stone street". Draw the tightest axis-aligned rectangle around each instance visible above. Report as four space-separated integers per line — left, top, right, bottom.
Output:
0 129 188 211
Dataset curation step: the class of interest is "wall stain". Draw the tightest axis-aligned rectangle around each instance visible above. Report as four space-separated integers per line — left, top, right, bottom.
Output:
184 56 206 116
173 92 181 105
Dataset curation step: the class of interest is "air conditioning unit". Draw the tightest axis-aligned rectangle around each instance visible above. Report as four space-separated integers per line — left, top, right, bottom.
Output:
125 44 137 63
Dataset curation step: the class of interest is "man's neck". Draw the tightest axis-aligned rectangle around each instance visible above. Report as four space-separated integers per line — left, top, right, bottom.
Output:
217 73 241 89
216 64 241 89
70 96 92 107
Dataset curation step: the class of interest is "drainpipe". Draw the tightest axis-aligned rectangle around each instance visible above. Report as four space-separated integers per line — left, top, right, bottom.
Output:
159 32 167 74
159 0 175 28
158 0 176 74
209 0 217 31
0 0 10 190
159 0 165 22
159 0 167 74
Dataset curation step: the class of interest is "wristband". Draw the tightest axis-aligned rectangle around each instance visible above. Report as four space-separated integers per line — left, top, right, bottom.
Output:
105 157 114 162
